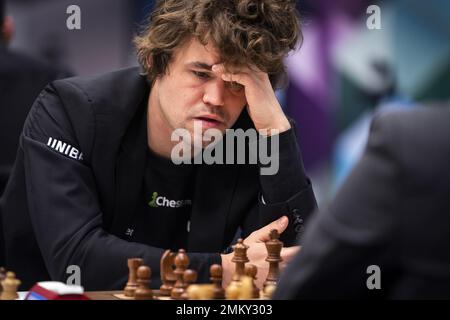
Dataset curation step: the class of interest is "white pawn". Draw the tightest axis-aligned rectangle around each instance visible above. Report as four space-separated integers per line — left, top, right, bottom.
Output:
1 272 21 300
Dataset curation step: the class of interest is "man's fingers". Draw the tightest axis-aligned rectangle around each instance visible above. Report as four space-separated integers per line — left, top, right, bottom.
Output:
212 63 248 75
220 73 247 87
212 64 250 86
211 64 225 74
280 246 300 263
251 216 289 242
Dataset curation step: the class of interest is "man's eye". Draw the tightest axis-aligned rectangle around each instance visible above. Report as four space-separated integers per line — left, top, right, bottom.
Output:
192 71 210 79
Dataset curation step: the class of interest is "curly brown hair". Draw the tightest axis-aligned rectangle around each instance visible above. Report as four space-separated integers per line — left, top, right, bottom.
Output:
135 0 302 88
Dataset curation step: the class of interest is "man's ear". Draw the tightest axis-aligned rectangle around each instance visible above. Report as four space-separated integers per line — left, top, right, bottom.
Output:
2 16 14 43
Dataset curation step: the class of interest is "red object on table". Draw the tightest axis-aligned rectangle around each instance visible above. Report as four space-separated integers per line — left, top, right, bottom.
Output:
25 282 90 300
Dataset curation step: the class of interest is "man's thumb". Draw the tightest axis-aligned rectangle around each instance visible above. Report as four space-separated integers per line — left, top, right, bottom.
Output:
255 216 289 242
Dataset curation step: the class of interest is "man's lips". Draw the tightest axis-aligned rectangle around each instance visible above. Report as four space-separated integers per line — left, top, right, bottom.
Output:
193 114 224 125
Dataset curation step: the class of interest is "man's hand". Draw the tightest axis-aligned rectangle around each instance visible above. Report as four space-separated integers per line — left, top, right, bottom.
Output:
221 216 300 289
212 64 291 135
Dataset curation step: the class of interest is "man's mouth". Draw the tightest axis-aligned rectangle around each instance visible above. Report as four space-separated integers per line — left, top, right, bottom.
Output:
193 115 223 128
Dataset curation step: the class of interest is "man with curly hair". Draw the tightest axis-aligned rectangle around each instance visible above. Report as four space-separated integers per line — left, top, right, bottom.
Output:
1 0 317 290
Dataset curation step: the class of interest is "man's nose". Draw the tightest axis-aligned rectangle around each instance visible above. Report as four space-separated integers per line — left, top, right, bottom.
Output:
203 79 225 107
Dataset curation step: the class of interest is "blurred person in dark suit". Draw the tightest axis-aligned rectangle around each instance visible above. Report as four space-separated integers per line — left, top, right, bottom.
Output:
0 0 71 196
0 0 71 266
274 105 450 299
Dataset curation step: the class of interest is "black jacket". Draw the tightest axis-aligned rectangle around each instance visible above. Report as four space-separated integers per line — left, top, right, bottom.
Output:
274 105 450 299
0 67 317 290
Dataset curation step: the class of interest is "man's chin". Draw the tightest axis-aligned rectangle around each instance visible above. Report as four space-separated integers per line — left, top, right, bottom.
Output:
194 132 225 149
183 125 225 144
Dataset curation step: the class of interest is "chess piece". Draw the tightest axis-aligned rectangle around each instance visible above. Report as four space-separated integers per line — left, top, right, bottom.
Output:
225 280 241 300
171 249 189 299
0 267 6 294
124 258 144 297
186 284 202 300
160 250 177 296
263 229 283 289
180 269 197 300
263 284 277 299
187 284 215 300
232 238 249 280
183 269 197 289
245 264 260 299
210 264 225 299
134 265 153 300
1 272 21 300
239 276 254 300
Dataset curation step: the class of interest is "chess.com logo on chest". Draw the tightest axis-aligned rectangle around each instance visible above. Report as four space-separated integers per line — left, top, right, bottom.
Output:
148 192 192 208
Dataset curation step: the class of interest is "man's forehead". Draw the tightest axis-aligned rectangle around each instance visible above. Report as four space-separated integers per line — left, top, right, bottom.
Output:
185 61 217 70
173 37 248 72
176 38 222 66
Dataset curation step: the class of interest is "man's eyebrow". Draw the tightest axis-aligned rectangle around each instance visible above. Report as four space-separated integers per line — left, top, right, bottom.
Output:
186 62 216 70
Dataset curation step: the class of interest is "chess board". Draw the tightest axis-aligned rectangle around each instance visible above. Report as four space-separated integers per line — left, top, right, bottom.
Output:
85 290 269 300
1 232 282 301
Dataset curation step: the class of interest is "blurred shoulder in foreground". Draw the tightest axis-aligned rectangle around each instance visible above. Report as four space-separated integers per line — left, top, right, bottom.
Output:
274 104 450 299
